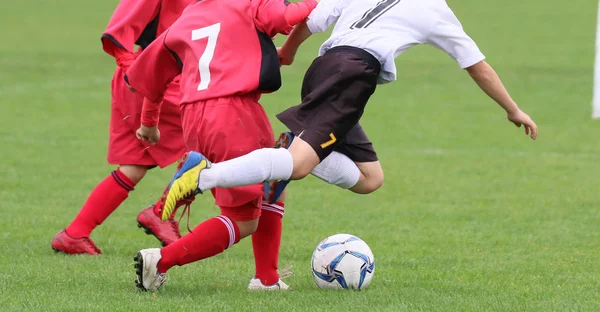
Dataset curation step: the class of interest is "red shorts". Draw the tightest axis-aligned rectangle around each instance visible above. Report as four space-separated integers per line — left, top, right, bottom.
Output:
107 66 187 168
181 95 275 221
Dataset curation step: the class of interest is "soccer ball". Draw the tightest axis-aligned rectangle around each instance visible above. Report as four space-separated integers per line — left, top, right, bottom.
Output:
311 234 375 290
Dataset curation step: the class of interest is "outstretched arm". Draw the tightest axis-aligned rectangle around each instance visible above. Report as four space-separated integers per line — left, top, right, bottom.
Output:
426 8 538 140
466 61 538 140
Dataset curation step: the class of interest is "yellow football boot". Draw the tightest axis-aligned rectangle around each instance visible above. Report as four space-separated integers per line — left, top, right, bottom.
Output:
161 152 211 221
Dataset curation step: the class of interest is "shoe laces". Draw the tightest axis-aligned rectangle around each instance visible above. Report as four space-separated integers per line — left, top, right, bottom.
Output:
176 195 196 234
278 265 293 280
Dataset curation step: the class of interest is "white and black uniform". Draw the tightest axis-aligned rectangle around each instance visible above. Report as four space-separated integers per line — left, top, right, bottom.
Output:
277 0 485 161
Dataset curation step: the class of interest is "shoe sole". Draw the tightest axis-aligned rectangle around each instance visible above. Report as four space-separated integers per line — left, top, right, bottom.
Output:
137 222 169 247
133 252 148 291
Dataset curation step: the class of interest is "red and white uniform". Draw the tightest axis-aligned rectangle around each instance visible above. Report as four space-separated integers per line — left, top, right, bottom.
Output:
102 0 194 168
126 0 317 218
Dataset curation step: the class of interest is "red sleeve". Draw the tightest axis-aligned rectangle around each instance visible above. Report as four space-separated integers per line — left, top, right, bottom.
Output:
106 45 136 70
125 31 182 103
254 0 318 37
141 98 162 127
101 0 161 56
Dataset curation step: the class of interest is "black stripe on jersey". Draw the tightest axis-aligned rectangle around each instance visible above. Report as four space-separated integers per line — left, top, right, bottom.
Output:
350 0 402 29
163 29 183 69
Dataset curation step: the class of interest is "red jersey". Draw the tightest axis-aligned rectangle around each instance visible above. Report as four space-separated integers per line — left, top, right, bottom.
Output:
101 0 195 65
125 0 317 105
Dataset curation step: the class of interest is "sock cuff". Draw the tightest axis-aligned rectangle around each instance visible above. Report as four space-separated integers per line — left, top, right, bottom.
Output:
112 169 135 191
215 216 240 248
262 202 285 217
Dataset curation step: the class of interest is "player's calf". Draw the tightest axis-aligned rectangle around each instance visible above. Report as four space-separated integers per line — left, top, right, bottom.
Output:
118 164 148 184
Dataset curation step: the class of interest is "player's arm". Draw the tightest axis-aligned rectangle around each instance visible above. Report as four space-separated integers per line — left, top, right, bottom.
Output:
101 0 161 68
465 61 536 139
125 32 182 144
278 21 312 66
426 12 537 140
278 0 343 65
255 0 319 37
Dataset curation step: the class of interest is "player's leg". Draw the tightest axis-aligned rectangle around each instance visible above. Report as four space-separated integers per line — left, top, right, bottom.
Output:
262 48 382 202
155 203 260 271
161 46 381 214
316 123 384 194
249 195 289 291
52 165 145 255
64 164 147 239
350 161 384 194
135 209 259 291
52 69 151 255
270 124 383 194
134 97 267 290
135 86 189 246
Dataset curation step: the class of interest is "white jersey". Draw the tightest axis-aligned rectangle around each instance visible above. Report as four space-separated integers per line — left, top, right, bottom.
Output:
306 0 485 83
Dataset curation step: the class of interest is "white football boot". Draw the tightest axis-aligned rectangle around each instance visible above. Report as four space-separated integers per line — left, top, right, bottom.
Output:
134 248 167 291
248 265 292 291
248 278 290 291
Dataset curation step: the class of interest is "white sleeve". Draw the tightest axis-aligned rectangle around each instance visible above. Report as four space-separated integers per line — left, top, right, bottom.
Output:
426 10 485 69
306 0 344 33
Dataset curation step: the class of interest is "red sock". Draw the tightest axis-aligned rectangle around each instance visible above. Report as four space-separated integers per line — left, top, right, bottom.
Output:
252 201 284 285
157 215 240 273
66 169 136 238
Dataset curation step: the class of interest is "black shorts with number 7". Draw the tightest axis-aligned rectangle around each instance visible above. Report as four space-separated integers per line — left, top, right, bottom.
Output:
277 46 381 163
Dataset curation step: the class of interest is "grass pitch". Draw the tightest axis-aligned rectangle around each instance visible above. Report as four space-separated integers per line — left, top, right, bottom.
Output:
1 0 599 311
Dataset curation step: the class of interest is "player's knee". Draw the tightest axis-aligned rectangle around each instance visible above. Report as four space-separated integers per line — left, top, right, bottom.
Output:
288 137 320 180
291 164 312 180
234 218 259 238
351 166 384 194
118 165 149 184
365 170 384 193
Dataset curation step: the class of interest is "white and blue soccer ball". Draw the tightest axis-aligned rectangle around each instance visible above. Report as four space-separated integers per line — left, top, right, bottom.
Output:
311 234 375 290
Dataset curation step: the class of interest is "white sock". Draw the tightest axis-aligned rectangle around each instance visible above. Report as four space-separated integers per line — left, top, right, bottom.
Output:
198 148 293 192
311 151 360 189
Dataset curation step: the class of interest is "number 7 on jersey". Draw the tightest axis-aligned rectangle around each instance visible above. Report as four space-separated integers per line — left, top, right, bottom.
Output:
192 23 220 91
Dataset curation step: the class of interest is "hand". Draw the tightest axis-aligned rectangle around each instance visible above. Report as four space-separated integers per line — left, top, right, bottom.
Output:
507 109 538 140
136 125 160 144
277 47 295 66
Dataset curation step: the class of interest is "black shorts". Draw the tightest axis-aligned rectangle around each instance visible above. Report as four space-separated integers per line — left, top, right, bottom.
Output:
277 46 380 162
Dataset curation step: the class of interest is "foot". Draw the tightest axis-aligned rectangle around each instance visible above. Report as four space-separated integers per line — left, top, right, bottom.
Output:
162 152 211 221
264 131 294 204
248 278 290 291
137 206 181 246
51 229 102 255
134 248 167 291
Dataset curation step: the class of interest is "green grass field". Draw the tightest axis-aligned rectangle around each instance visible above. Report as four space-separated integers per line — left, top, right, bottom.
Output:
1 0 599 311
